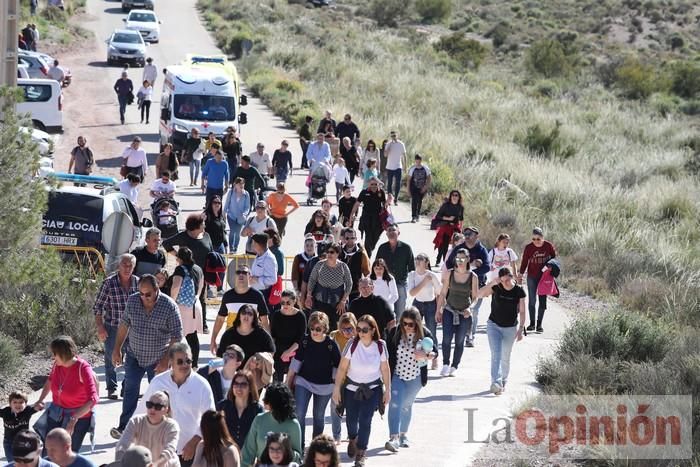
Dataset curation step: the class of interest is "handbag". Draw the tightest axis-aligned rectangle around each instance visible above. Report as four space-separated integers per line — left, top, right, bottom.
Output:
379 207 394 231
268 275 284 306
536 269 560 297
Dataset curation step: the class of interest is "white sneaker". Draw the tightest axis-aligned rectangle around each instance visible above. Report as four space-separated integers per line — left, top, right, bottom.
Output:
449 366 458 377
440 365 450 377
490 382 503 395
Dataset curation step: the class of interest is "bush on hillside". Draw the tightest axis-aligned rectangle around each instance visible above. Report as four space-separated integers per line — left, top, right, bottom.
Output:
525 38 576 78
517 121 576 159
415 0 452 24
614 57 661 99
670 61 700 99
369 0 411 27
0 334 21 379
485 22 510 48
433 33 489 70
684 151 700 177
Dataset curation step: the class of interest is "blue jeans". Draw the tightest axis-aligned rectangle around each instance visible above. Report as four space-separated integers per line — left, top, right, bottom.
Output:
294 385 331 448
117 94 128 123
118 353 156 430
189 159 201 185
486 320 518 386
441 310 471 368
227 217 244 253
45 411 91 453
468 298 484 342
413 299 437 340
386 168 402 199
331 400 342 440
344 386 380 451
388 374 422 435
104 324 119 393
4 438 13 462
527 275 547 326
394 282 408 318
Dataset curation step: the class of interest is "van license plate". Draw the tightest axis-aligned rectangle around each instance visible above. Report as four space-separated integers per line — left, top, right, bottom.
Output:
42 235 78 246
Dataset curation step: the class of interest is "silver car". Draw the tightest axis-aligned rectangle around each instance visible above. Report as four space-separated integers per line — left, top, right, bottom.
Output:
106 29 147 67
17 51 50 79
122 0 154 12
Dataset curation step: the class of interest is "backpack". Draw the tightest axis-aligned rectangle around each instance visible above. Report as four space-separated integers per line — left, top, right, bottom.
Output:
176 266 197 307
349 337 384 356
410 166 428 190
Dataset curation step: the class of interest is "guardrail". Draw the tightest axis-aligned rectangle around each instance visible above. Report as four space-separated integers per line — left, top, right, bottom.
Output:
40 245 106 279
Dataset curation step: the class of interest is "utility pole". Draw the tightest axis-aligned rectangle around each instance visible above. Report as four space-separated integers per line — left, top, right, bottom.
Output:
1 0 20 88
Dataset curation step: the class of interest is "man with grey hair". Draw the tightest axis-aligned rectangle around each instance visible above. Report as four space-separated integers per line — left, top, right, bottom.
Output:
45 428 94 466
110 274 182 441
131 228 166 276
138 342 215 466
93 253 139 400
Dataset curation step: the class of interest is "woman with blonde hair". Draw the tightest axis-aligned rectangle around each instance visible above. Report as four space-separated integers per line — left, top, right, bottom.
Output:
328 313 357 444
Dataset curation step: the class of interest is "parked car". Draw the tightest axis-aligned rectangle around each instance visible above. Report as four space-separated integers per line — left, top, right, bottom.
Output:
17 63 30 79
16 78 64 132
106 29 147 67
123 9 161 43
17 51 50 78
19 126 54 156
122 0 154 12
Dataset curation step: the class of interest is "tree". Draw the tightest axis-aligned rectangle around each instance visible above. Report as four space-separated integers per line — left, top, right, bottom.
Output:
525 39 576 78
434 33 489 70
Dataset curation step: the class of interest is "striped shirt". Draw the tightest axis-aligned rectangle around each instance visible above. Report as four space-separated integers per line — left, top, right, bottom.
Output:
122 292 183 367
308 260 353 303
92 273 139 327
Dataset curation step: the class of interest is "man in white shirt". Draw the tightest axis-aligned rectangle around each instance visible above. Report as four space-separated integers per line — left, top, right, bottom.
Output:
142 57 158 86
149 170 176 199
249 232 278 294
138 342 215 465
249 143 273 177
118 173 141 205
47 59 65 83
384 131 406 205
122 136 149 181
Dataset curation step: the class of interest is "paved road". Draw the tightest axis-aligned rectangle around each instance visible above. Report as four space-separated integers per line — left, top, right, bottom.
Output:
3 1 571 465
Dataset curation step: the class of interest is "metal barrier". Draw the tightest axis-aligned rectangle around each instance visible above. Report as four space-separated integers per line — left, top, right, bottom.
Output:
205 253 297 306
40 245 106 279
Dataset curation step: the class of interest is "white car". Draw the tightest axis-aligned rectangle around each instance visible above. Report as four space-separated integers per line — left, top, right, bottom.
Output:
19 126 54 156
123 9 161 43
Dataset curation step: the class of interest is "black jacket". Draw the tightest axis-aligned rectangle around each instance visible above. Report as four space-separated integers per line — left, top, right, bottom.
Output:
386 327 438 387
197 366 227 403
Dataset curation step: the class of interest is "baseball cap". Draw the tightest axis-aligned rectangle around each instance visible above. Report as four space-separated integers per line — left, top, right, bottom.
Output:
533 227 544 236
12 431 40 458
108 445 153 467
463 226 479 235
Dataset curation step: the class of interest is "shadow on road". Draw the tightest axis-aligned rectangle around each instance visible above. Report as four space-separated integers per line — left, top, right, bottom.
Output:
116 133 160 143
87 61 109 68
97 156 124 168
103 7 124 14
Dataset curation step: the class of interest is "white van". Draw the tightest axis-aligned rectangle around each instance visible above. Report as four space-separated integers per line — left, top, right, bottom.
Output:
159 64 247 155
16 78 64 132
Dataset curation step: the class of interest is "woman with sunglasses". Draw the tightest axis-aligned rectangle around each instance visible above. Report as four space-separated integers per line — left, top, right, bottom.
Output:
191 410 240 467
349 176 387 256
216 304 275 367
241 383 302 466
139 342 216 466
360 140 380 177
432 190 464 266
287 312 341 448
115 391 179 467
205 195 228 255
384 308 438 453
369 258 399 309
436 248 478 378
266 182 299 237
270 290 307 382
332 315 391 467
303 210 333 244
305 242 353 331
217 370 263 449
407 253 442 370
328 313 357 444
476 267 526 395
517 227 557 333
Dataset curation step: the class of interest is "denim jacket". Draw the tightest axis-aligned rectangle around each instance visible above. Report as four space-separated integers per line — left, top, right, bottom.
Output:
225 190 250 225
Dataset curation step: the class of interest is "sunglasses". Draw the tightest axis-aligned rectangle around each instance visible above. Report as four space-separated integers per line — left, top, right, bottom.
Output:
402 321 416 328
13 456 38 464
212 201 222 205
455 257 468 263
140 291 154 298
326 250 339 255
176 358 193 366
240 310 255 316
146 401 166 410
341 327 354 333
532 237 543 242
232 381 249 388
357 326 371 334
310 326 324 333
236 270 250 275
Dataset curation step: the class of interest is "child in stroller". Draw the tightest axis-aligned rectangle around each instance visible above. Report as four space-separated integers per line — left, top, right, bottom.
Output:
307 162 331 206
152 197 180 238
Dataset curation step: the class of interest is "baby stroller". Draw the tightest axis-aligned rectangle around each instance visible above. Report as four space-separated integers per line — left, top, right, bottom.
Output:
151 197 180 238
307 163 331 206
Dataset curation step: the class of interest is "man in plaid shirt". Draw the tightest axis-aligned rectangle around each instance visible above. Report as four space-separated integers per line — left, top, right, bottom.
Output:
93 253 139 400
110 274 183 439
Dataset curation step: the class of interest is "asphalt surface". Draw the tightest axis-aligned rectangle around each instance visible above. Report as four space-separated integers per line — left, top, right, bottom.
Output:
1 1 572 465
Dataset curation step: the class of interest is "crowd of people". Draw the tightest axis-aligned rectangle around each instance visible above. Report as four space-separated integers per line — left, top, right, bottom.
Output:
2 109 561 467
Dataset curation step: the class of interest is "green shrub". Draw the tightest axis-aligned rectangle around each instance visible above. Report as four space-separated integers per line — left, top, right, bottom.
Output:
533 79 559 98
369 0 411 27
485 22 510 48
227 31 255 59
670 61 700 99
525 38 576 78
415 0 452 24
649 92 680 117
684 151 700 176
517 121 576 159
614 57 660 99
433 33 489 70
0 334 21 379
657 194 695 222
680 99 700 116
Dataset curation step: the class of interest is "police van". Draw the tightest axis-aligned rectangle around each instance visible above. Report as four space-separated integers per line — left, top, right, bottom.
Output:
159 56 247 156
41 174 151 272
